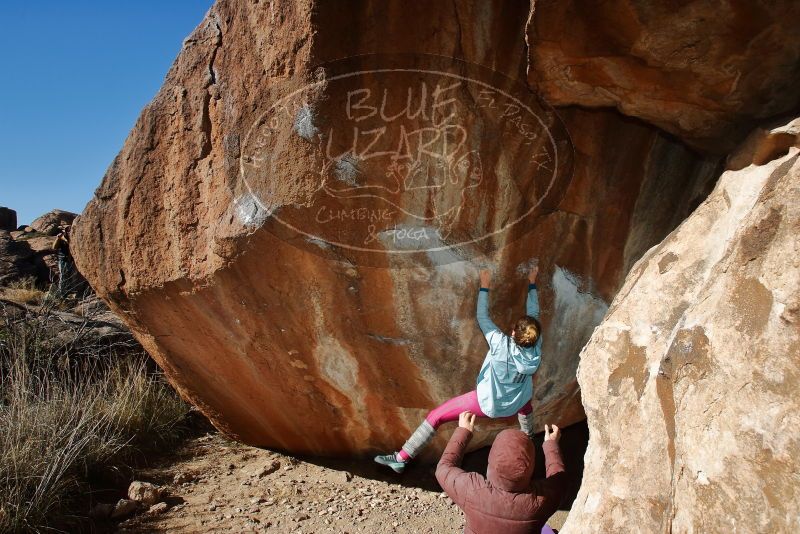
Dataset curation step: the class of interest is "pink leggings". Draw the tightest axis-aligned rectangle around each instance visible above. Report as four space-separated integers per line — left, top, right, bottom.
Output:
397 389 532 461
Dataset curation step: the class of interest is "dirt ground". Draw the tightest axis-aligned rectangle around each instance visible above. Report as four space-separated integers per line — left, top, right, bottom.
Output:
111 430 577 533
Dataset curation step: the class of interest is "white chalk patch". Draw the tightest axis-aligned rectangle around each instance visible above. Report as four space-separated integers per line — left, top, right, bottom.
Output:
648 359 663 377
305 236 331 249
516 257 539 275
334 154 361 186
234 193 271 228
424 234 469 272
314 335 359 394
293 105 319 141
432 258 472 281
306 293 369 450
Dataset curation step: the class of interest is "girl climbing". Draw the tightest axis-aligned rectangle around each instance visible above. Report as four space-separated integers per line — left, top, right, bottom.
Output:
375 263 543 473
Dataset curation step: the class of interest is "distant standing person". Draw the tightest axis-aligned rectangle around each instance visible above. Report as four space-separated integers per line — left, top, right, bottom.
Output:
436 412 567 534
375 262 544 472
52 224 72 296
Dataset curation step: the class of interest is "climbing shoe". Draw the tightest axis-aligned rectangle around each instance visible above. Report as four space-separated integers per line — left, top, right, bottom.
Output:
374 452 406 473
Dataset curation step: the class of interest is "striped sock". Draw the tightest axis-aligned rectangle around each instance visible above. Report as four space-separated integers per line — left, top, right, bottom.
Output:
518 412 535 439
399 420 435 461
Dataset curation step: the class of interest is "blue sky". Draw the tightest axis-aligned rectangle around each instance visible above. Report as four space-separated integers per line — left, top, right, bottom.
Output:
0 1 214 226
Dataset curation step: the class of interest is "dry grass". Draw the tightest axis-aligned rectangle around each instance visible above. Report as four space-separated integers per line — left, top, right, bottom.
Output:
0 296 190 533
0 277 45 306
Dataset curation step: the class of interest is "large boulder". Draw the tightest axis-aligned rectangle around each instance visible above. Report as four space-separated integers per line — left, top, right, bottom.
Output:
527 0 800 153
70 0 723 456
563 119 800 532
0 230 36 285
30 209 78 236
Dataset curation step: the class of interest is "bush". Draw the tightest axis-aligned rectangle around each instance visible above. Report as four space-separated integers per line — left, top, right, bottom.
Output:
0 297 190 532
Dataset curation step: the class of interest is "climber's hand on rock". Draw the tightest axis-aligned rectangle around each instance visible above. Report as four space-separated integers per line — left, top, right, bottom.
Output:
458 411 476 433
544 424 561 443
479 269 492 289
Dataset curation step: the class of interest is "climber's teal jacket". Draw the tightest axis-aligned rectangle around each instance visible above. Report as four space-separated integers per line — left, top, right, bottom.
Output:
475 284 542 417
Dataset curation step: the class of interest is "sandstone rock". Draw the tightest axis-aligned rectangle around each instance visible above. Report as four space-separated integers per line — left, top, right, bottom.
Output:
0 230 35 284
0 207 16 231
527 0 800 152
148 502 169 515
71 0 719 457
128 481 163 506
30 209 77 236
111 498 138 519
563 119 800 532
726 116 800 171
24 236 56 254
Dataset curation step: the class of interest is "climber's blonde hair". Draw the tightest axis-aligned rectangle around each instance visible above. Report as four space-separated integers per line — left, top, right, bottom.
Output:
513 316 540 348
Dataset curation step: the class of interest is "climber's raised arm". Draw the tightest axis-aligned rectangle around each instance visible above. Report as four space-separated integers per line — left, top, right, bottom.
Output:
476 269 500 337
527 264 540 320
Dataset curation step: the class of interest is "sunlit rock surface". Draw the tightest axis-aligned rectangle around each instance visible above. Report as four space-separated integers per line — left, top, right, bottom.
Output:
563 119 800 533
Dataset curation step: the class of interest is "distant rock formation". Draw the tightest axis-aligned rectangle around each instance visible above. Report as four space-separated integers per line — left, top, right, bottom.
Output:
0 209 79 287
30 209 77 236
0 230 36 285
562 117 800 533
0 207 17 231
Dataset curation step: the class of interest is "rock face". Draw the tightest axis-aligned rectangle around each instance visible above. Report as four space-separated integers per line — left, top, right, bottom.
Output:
727 117 800 171
71 0 722 456
527 0 800 152
30 209 77 236
562 120 800 533
0 231 36 284
0 207 16 231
